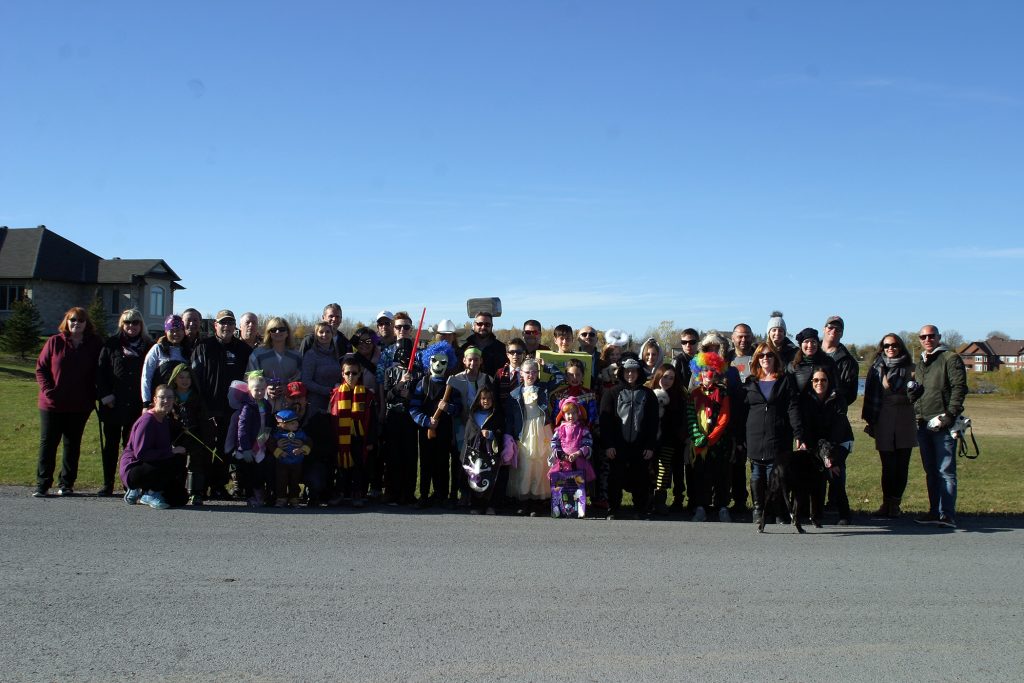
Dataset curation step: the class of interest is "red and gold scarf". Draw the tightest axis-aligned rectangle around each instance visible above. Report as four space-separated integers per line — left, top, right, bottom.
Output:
330 383 370 469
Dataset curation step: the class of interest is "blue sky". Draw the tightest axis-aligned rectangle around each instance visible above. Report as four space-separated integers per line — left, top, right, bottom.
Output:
2 1 1021 345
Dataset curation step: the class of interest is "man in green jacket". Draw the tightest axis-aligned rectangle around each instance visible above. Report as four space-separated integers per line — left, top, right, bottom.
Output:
914 325 968 529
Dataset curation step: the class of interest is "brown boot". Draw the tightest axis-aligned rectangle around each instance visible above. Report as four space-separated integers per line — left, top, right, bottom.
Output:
888 497 902 518
871 501 891 518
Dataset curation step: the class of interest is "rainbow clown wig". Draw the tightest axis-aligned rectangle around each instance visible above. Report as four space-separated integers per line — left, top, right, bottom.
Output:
689 351 727 377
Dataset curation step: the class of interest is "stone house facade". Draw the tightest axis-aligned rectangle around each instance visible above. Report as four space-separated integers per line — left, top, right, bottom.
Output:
0 225 183 338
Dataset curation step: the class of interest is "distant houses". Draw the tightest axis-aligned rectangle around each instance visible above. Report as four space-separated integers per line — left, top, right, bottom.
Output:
0 225 183 337
960 337 1024 372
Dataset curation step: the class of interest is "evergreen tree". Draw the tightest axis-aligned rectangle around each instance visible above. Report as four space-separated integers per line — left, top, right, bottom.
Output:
87 298 108 339
0 297 43 359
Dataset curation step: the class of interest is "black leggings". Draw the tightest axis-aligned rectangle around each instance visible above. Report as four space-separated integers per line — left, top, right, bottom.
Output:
879 448 913 499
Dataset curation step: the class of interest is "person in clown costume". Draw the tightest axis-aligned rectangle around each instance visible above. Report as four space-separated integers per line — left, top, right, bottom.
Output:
686 351 733 523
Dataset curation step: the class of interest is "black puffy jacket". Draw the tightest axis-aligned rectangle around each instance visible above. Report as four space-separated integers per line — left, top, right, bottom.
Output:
736 373 803 462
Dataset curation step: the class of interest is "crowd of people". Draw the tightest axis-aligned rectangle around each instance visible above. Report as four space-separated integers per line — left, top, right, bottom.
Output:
32 303 968 528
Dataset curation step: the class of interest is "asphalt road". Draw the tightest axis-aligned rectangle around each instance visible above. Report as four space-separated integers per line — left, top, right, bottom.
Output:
2 487 1022 682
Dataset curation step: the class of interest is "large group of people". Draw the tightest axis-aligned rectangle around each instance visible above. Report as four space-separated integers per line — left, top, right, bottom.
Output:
32 303 968 528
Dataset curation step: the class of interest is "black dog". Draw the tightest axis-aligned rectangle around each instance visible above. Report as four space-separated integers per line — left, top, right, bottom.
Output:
758 444 832 534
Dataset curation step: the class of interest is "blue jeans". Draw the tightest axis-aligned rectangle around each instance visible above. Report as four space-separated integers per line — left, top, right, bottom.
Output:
917 425 957 518
749 459 775 510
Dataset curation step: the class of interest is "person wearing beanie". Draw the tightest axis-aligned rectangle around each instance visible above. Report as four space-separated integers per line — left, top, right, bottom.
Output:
686 352 733 523
141 314 189 405
789 327 838 395
766 311 798 366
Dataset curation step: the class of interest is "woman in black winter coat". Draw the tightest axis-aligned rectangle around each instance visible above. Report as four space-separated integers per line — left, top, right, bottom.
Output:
788 328 838 395
798 368 854 525
862 333 919 518
735 344 804 527
96 308 153 495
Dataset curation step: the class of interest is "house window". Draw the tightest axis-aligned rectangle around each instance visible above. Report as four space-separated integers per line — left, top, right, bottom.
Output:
0 285 27 311
149 286 165 317
975 355 984 363
110 288 121 313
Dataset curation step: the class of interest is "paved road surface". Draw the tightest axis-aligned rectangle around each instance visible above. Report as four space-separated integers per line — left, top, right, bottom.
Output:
2 487 1022 682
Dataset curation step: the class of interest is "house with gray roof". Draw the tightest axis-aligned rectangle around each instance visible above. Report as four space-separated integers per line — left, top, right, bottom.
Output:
0 225 183 336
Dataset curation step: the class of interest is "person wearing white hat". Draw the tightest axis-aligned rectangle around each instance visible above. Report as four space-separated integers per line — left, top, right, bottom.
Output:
375 310 396 348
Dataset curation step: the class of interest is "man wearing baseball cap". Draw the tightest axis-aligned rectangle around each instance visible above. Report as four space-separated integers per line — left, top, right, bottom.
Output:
191 308 253 498
821 316 859 409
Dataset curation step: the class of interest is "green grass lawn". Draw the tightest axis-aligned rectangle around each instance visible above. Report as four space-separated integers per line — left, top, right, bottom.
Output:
2 355 1020 513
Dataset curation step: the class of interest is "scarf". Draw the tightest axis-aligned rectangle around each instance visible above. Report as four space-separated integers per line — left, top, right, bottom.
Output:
330 383 369 469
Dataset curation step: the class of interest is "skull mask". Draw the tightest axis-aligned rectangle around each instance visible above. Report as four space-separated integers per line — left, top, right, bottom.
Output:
429 353 448 378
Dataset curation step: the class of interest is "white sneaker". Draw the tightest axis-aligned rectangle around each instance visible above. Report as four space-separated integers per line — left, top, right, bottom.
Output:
692 506 707 522
718 507 732 523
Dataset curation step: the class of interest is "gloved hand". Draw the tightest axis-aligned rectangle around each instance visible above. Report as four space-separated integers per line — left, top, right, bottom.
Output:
937 413 955 429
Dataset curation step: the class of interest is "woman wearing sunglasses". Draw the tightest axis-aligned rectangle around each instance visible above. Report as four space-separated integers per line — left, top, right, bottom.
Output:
33 307 103 497
862 333 919 519
95 308 153 496
247 316 302 412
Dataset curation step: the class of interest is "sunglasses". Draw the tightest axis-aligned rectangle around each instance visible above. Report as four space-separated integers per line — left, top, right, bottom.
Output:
270 327 287 333
394 324 411 330
579 332 596 337
507 349 525 356
680 339 697 345
475 322 493 328
123 320 142 326
919 333 938 340
523 329 540 336
883 343 900 349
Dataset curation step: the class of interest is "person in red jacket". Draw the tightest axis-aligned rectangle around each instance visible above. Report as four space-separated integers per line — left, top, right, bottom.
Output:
34 307 103 497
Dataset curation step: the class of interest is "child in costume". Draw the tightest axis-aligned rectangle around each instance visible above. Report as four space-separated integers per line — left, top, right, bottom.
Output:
270 408 311 507
646 363 687 515
328 354 378 507
461 385 506 515
225 371 274 507
167 363 216 506
382 338 420 506
408 350 462 508
549 397 596 482
687 352 733 522
598 355 660 518
506 358 564 515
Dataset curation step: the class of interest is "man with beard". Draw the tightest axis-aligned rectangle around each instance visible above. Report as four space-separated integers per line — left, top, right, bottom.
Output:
460 311 506 377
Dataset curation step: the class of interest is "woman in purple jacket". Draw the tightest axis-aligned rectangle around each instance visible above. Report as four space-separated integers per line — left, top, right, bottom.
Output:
34 307 103 498
120 385 187 509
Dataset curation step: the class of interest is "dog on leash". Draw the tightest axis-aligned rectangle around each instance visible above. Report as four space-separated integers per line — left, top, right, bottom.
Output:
758 442 833 534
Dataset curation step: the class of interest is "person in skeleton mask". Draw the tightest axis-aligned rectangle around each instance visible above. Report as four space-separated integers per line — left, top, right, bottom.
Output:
408 351 462 508
598 354 659 519
381 338 420 505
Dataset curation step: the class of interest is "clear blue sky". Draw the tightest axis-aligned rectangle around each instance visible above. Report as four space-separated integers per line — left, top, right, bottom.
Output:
2 1 1021 345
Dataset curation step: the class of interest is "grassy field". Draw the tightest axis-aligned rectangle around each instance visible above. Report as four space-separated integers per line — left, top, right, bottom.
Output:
2 355 1021 512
